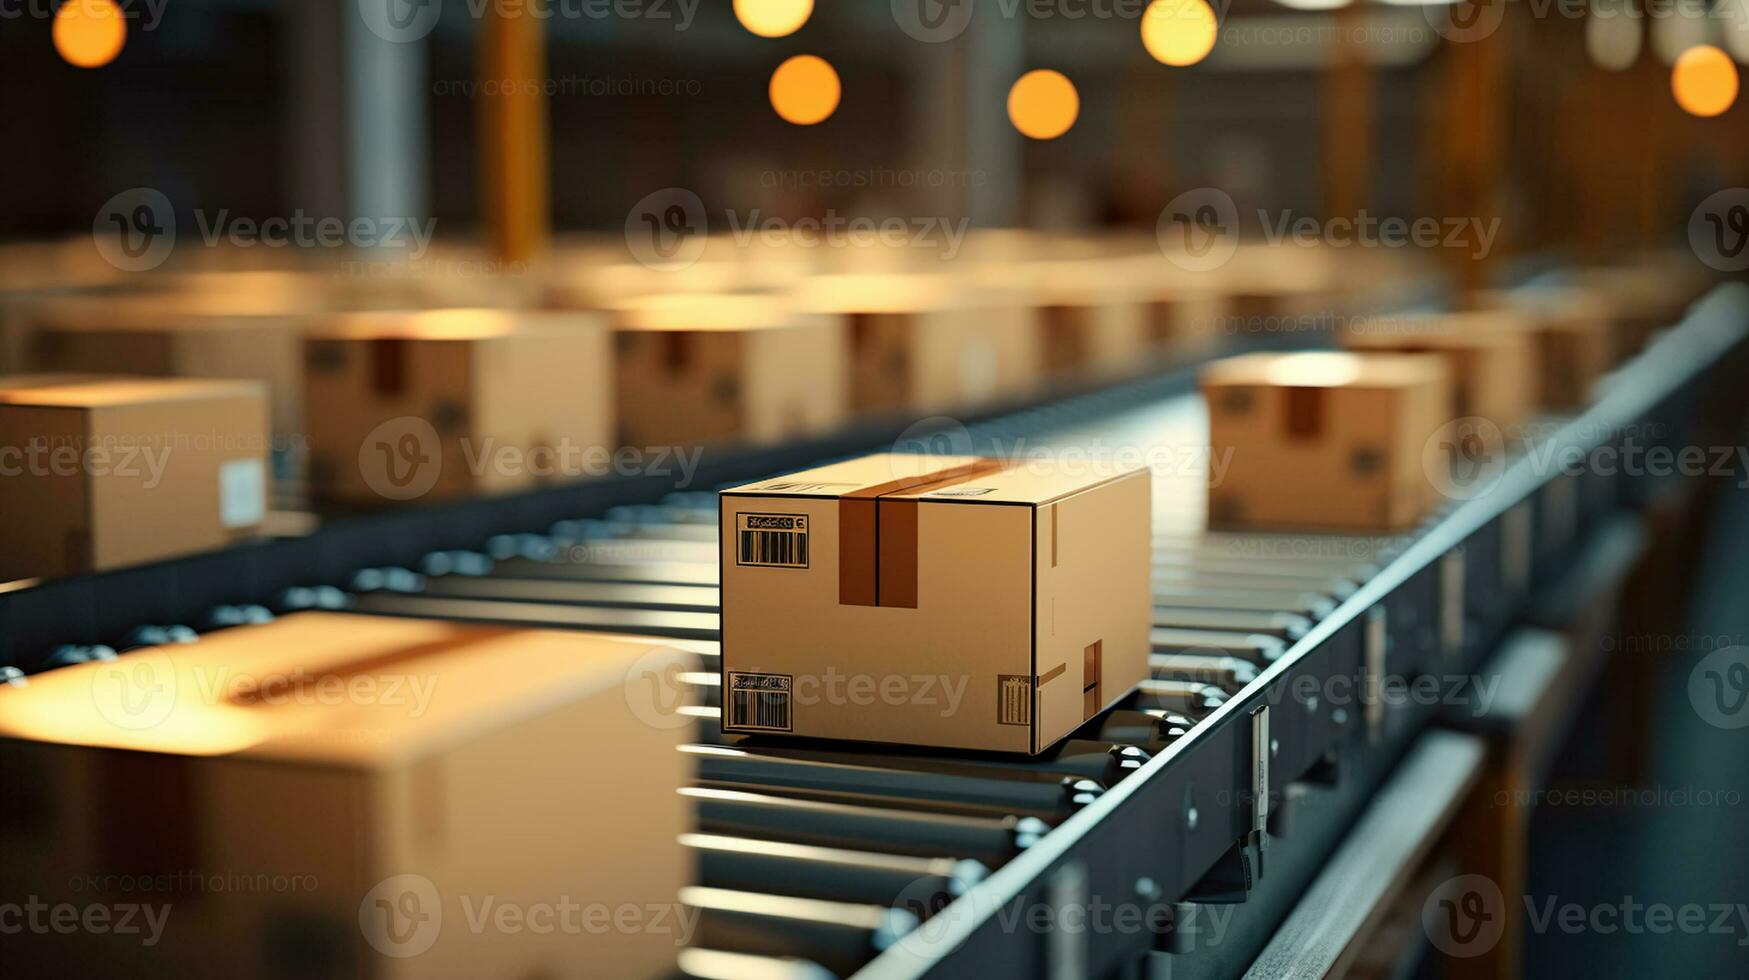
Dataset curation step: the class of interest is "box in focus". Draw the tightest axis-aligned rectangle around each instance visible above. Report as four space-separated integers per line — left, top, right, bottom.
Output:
0 611 694 980
0 374 269 582
793 274 1038 415
609 293 848 448
302 309 612 504
719 453 1151 754
1202 351 1452 531
1340 310 1537 431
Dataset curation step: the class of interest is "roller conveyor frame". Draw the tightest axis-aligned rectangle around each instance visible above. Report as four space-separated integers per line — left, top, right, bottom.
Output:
2 288 1744 979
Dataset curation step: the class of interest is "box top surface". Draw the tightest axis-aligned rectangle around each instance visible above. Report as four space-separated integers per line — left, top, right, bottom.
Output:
1201 351 1448 390
724 452 1144 506
35 289 314 329
0 612 693 767
792 273 1006 314
0 374 266 408
609 292 820 332
307 308 600 341
1341 310 1529 349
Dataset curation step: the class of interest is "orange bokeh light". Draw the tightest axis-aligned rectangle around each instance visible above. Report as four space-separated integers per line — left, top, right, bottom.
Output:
1672 45 1739 117
734 0 814 38
769 54 840 125
1140 0 1219 68
1007 70 1080 140
53 0 127 69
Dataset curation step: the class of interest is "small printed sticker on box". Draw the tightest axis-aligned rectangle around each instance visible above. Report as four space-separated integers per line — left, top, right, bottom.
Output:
927 486 996 498
998 674 1032 727
218 458 266 529
736 513 809 568
727 672 794 731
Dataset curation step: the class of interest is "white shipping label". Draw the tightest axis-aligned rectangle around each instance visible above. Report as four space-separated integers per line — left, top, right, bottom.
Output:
219 458 267 529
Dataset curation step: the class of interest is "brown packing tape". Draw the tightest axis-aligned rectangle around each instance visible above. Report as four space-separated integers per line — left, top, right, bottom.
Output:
836 458 1008 608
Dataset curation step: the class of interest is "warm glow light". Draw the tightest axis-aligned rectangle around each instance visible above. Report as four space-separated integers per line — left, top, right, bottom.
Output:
769 54 840 125
1672 45 1740 117
1141 0 1220 67
1007 70 1080 140
734 0 814 38
53 0 127 68
1585 6 1642 72
1261 352 1365 388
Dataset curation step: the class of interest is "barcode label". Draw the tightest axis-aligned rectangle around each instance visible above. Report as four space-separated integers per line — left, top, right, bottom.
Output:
727 672 794 731
998 674 1032 727
735 513 809 568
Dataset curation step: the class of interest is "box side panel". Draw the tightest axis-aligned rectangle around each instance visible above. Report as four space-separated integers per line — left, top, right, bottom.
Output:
0 404 91 580
721 494 1034 752
1033 472 1153 752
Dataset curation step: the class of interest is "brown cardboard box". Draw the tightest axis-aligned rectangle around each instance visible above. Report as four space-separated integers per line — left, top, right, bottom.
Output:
0 375 269 582
0 612 694 980
719 453 1151 754
29 292 307 437
1202 352 1452 531
1339 310 1537 430
1569 258 1710 355
1001 261 1153 382
1472 287 1615 409
793 274 1039 415
302 309 612 504
609 293 847 448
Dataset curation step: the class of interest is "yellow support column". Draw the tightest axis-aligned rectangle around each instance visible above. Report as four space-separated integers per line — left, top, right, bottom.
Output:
479 6 551 263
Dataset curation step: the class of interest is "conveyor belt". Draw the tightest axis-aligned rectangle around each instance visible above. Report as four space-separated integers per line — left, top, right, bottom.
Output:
9 286 1747 979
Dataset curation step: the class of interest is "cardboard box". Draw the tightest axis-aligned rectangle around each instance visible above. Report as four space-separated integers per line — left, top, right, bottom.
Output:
719 453 1151 754
1006 261 1153 382
302 309 612 504
1202 351 1452 530
793 274 1039 415
29 293 306 437
0 375 269 582
1472 287 1615 409
0 612 694 980
1340 310 1537 431
609 293 847 448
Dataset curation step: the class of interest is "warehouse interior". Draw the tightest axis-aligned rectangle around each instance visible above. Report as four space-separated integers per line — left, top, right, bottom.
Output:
2 1 1748 978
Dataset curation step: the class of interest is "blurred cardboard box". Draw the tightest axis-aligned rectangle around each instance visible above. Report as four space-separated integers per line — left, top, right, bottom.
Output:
1203 352 1451 530
0 612 694 980
1569 257 1710 354
1008 261 1152 382
28 293 306 437
793 274 1038 415
609 293 847 448
302 309 612 504
719 453 1151 754
1473 287 1615 409
1340 310 1537 431
0 375 268 582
